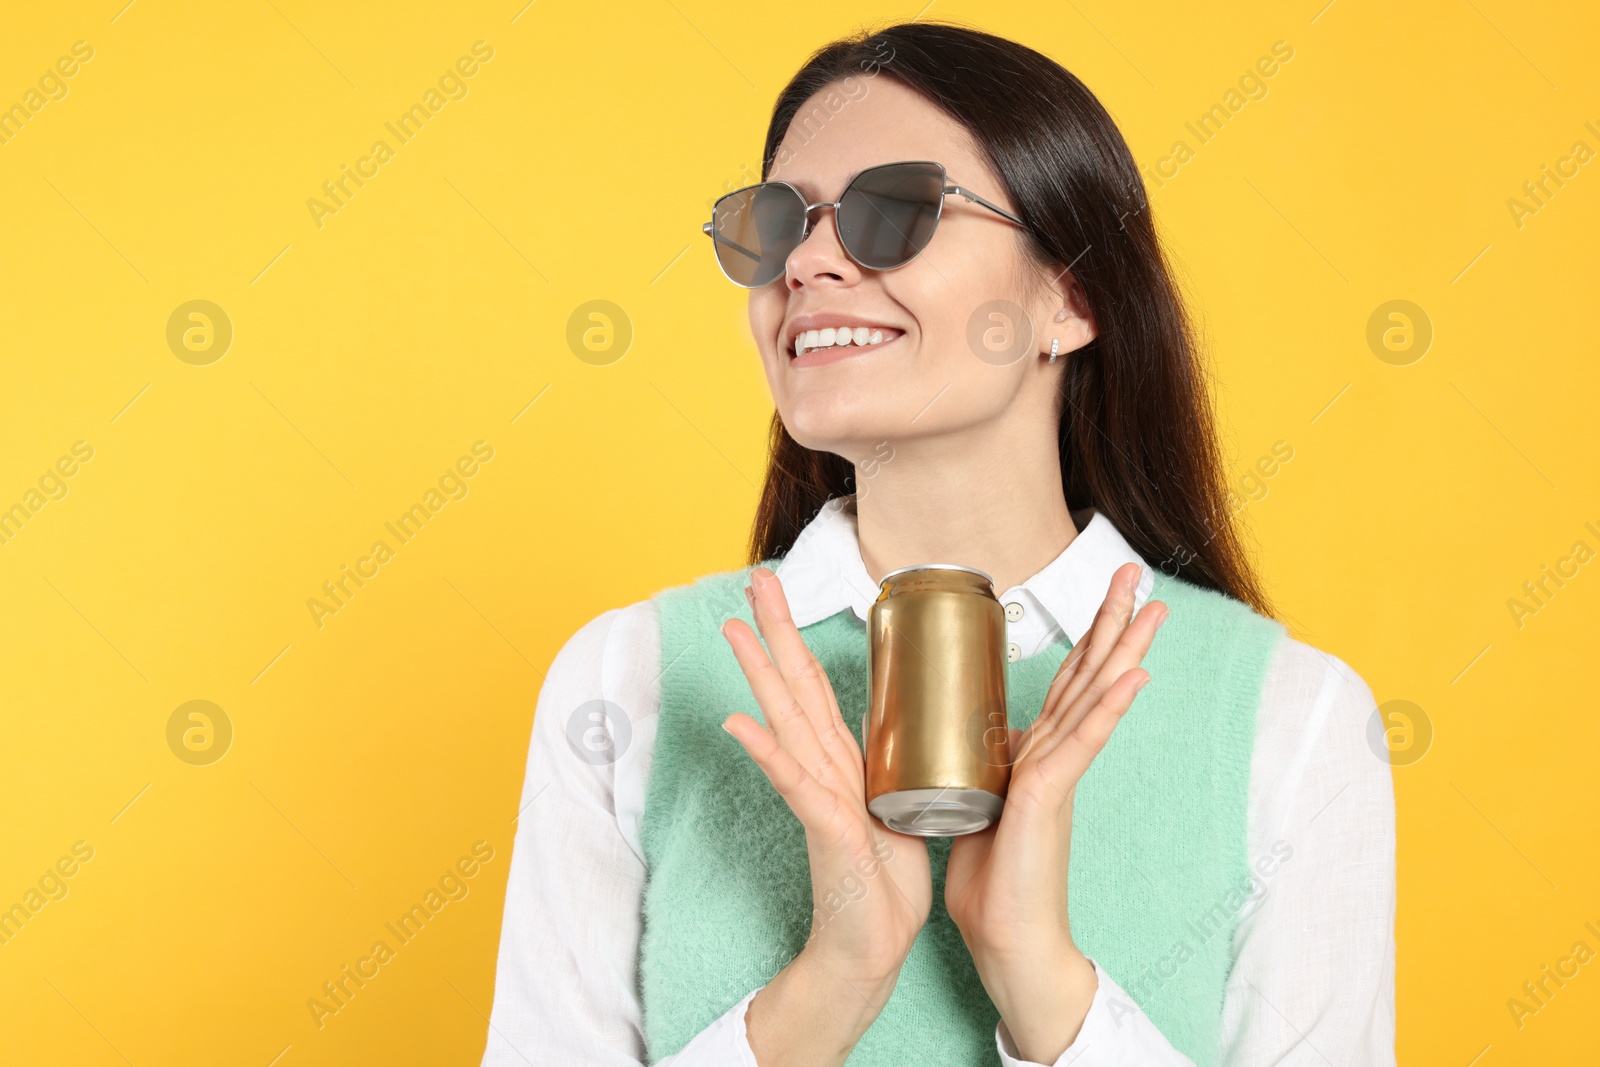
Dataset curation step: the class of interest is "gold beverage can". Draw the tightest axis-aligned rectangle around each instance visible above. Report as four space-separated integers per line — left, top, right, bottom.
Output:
863 564 1011 836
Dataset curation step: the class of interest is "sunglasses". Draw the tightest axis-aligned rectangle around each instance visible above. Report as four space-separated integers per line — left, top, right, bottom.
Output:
701 160 1026 288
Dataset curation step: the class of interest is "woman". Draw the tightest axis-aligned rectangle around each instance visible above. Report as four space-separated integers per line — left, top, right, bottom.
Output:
482 21 1394 1067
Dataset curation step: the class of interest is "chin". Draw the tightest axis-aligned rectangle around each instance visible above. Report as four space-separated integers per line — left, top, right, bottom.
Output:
780 400 895 455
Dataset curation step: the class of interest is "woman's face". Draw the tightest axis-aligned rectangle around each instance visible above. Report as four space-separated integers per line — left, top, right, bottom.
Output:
750 76 1094 462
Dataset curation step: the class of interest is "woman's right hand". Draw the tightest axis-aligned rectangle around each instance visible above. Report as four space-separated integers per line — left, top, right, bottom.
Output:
720 565 931 1064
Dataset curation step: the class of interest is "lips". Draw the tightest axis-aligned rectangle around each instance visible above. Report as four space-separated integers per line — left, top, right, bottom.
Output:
790 332 900 368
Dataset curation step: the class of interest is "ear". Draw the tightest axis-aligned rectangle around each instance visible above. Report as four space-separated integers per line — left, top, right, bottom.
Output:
1052 270 1098 350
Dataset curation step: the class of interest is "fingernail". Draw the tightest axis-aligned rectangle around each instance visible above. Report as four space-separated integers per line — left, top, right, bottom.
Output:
1135 674 1152 692
744 584 754 607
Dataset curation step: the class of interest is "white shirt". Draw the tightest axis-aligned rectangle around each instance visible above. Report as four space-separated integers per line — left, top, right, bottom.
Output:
481 496 1396 1066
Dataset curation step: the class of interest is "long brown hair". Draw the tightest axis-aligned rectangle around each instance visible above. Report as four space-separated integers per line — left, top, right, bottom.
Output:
745 20 1273 617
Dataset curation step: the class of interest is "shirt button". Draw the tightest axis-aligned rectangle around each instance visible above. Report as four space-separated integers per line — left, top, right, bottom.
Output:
1006 642 1021 662
1004 601 1024 622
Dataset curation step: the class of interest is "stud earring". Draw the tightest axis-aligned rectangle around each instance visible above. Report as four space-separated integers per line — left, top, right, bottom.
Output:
1049 337 1060 364
1054 309 1069 322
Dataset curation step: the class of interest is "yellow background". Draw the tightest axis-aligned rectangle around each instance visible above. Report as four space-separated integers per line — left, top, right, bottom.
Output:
1 1 1595 1063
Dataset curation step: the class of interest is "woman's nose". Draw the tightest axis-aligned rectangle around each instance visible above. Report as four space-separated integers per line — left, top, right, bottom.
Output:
785 204 859 289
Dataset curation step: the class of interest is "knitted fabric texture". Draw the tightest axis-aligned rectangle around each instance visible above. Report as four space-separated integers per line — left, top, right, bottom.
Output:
638 561 1285 1066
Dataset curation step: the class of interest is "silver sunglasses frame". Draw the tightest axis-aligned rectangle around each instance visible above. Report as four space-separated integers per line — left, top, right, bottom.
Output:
700 160 1027 288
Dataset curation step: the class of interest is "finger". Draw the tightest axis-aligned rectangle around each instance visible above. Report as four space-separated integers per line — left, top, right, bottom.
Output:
1017 639 1094 771
1034 639 1089 735
1009 704 1061 777
1050 562 1143 713
1037 668 1149 786
1010 640 1085 773
721 616 841 792
1034 599 1166 762
748 568 863 790
1068 598 1166 728
1030 563 1142 746
812 648 866 769
721 712 855 840
1036 601 1164 758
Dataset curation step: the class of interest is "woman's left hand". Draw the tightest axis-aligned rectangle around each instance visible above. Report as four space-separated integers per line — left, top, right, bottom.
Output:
944 561 1168 1063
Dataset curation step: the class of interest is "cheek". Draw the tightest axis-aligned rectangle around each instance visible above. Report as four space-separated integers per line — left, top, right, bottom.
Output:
879 265 1037 426
748 292 784 343
899 236 1021 357
886 268 997 375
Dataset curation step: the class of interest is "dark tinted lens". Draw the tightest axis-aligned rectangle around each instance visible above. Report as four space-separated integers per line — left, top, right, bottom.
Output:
838 162 945 271
710 183 807 287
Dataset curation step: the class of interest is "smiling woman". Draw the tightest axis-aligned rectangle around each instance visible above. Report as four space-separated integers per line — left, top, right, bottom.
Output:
480 19 1394 1067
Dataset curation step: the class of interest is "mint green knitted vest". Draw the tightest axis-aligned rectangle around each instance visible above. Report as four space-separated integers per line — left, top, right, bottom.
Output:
638 562 1285 1066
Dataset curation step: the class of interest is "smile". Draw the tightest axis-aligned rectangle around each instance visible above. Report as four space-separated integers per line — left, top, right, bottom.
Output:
786 325 905 364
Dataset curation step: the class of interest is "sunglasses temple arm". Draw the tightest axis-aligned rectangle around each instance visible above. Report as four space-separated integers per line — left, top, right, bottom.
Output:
945 184 1027 227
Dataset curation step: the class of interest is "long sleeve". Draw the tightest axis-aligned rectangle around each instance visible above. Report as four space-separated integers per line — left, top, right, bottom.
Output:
1216 637 1396 1062
481 605 1395 1066
480 600 761 1066
992 634 1397 1066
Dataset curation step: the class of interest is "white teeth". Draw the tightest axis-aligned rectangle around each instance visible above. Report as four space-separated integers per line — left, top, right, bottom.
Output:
790 325 894 358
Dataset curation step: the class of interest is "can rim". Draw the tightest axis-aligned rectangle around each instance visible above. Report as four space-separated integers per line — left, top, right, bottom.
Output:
876 562 995 588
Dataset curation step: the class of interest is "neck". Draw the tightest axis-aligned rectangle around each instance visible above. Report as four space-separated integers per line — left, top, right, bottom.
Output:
850 411 1077 595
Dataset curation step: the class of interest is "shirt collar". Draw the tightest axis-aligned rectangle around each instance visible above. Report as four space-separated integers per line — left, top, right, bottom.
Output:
771 494 1155 648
